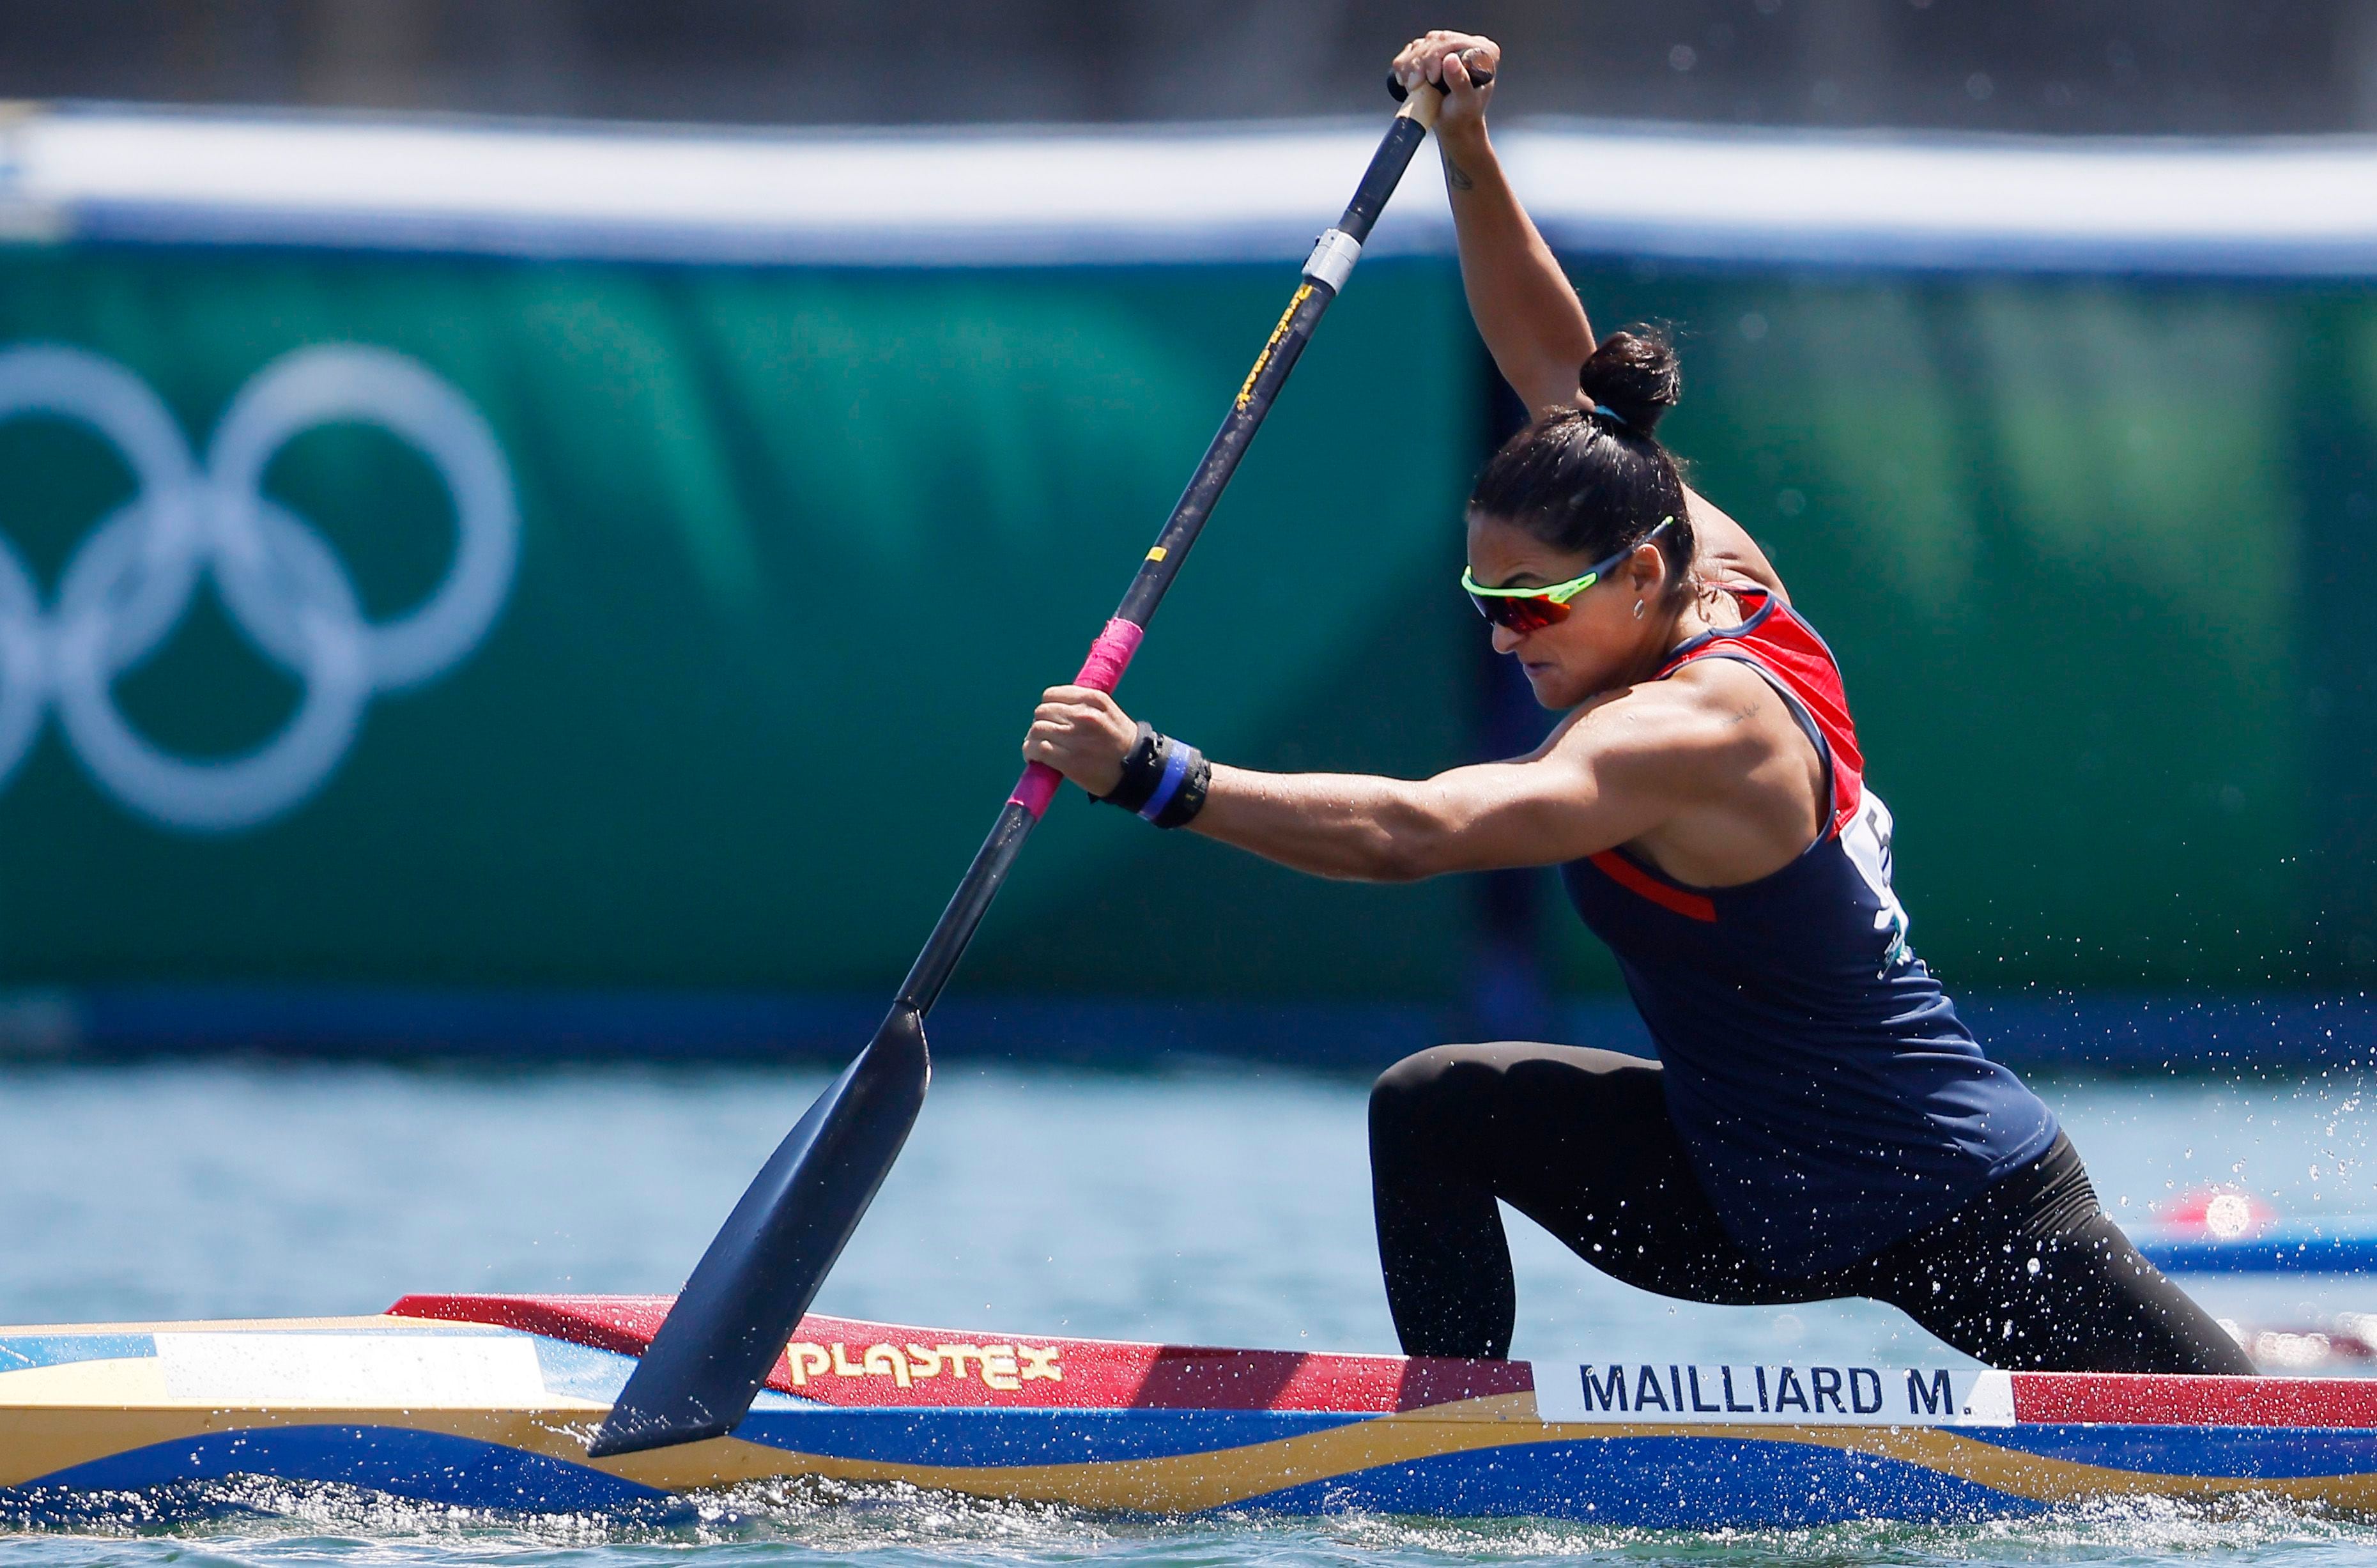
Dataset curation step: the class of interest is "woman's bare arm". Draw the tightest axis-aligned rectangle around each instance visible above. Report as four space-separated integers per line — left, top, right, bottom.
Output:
1397 33 1789 601
1023 679 1759 883
1186 747 1661 882
1395 35 1587 418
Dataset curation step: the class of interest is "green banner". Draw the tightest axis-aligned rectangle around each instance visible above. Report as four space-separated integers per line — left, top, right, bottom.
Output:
0 250 1482 1003
0 244 2362 1015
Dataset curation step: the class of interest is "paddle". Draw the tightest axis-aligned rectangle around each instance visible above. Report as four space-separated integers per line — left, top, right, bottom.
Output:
587 64 1482 1459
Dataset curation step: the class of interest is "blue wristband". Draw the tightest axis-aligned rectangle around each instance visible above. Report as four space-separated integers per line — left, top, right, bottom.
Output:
1137 741 1193 824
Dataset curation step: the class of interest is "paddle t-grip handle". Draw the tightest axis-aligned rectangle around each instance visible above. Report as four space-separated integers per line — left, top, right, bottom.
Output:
1385 50 1495 112
1010 617 1147 818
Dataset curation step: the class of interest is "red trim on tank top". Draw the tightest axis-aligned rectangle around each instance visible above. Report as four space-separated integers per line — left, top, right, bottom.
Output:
1654 586 1781 671
1660 585 1865 833
1587 850 1718 922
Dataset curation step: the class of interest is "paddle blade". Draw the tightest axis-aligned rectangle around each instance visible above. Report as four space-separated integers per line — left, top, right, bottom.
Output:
585 1006 930 1457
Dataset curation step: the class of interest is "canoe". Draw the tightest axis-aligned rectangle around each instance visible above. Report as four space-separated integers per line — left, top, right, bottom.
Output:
4 1293 2376 1528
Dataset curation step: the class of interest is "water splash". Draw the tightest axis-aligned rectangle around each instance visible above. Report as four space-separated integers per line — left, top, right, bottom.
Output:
3 1479 2374 1568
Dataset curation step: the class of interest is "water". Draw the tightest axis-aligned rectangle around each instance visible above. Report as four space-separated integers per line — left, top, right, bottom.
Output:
4 1058 2377 1564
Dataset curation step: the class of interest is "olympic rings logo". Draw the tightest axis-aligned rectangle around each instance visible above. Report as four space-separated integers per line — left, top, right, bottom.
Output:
0 344 518 831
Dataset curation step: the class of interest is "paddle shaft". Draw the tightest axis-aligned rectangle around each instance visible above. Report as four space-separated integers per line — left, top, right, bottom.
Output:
896 89 1448 1018
587 79 1465 1460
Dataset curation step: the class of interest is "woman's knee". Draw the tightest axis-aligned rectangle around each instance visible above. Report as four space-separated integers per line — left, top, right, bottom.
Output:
1369 1044 1505 1149
1372 1041 1658 1139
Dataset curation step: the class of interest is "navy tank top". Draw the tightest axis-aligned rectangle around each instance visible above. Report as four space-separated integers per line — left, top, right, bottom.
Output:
1560 587 2057 1275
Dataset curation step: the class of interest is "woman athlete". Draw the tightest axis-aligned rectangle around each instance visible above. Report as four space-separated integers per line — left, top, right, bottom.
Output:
1023 30 2251 1377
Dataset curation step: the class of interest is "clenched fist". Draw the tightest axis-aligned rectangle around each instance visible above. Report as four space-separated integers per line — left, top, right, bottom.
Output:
1022 685 1138 798
1391 30 1500 140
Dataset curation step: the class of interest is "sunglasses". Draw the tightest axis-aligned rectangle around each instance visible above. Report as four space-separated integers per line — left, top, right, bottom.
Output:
1461 518 1675 633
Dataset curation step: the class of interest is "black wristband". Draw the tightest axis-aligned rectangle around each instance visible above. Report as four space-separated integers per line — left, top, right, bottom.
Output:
1095 722 1164 813
1093 722 1210 829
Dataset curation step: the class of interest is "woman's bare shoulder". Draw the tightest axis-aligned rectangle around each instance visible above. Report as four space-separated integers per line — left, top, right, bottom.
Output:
1551 659 1792 784
1685 489 1788 603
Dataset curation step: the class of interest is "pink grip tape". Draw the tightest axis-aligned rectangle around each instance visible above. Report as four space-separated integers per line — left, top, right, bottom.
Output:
1009 619 1148 819
1010 760 1064 818
1071 619 1146 695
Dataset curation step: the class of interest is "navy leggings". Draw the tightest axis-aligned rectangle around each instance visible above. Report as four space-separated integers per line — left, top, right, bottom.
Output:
1369 1041 2254 1374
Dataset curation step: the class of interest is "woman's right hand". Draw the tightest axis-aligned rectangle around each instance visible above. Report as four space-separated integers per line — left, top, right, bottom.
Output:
1391 30 1500 140
1023 684 1136 799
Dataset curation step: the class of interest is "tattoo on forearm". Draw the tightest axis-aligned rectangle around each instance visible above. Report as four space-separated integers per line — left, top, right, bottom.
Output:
1443 156 1474 192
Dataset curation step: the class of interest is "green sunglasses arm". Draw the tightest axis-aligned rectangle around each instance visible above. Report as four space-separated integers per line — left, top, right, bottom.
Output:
1459 567 1601 602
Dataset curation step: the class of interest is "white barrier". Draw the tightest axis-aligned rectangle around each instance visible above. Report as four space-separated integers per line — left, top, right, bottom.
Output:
3 104 2375 275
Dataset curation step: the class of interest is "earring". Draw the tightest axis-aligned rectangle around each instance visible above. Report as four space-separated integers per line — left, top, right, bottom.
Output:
1633 600 1645 620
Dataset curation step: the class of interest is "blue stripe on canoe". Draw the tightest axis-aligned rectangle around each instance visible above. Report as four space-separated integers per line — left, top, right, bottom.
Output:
1969 1423 2377 1478
19 1424 665 1512
732 1406 1364 1464
0 1334 154 1372
713 1406 2377 1481
1245 1434 2036 1526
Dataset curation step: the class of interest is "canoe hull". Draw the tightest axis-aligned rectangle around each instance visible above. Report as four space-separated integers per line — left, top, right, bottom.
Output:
3 1295 2374 1528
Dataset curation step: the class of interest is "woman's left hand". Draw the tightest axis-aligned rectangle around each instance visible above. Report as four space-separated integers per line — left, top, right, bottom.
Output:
1392 30 1499 141
1024 685 1137 797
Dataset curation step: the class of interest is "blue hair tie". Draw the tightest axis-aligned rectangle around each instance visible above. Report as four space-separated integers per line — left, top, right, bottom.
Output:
1591 403 1627 427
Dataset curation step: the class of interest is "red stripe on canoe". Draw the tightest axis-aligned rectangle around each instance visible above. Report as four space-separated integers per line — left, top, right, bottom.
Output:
388 1293 1531 1413
2013 1371 2377 1427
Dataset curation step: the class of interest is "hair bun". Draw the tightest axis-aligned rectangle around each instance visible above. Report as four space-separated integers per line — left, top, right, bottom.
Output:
1578 328 1681 436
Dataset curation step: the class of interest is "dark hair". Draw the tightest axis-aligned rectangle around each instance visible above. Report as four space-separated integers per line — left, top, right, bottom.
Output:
1468 328 1693 596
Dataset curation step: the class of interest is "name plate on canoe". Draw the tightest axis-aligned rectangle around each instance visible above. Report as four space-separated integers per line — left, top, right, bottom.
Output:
1534 1361 2013 1426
